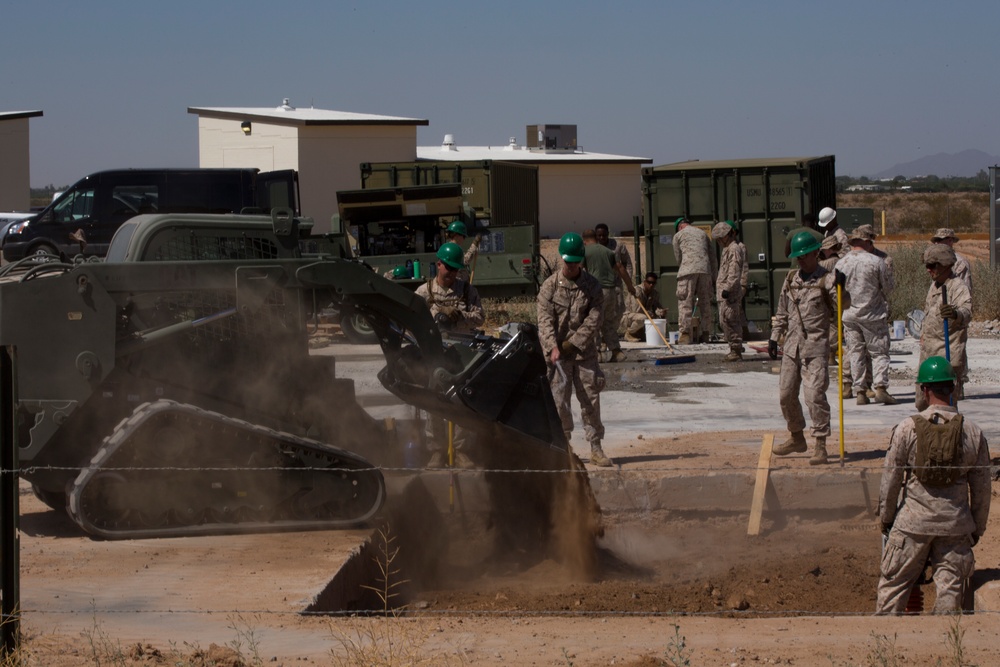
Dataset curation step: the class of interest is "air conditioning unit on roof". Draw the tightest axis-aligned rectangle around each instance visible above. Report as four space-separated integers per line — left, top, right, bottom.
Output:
526 124 577 151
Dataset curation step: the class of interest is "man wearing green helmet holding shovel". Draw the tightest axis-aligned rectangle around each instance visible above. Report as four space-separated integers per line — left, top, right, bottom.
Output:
768 229 848 465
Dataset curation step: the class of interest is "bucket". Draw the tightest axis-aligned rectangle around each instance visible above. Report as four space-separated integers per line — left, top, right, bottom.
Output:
644 319 667 346
892 320 905 340
669 331 679 344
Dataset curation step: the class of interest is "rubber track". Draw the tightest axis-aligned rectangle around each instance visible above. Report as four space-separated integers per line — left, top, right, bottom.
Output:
67 399 385 539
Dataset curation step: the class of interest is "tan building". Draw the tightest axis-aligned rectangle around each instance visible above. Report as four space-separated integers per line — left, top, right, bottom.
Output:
188 100 428 233
0 110 43 212
417 128 651 238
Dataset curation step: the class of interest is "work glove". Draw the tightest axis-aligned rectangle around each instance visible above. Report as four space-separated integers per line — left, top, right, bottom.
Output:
834 269 847 288
767 339 779 360
560 340 580 357
438 306 462 323
939 303 957 320
721 289 730 300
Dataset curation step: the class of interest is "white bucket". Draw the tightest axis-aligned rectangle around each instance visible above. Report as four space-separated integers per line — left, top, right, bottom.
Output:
644 319 667 346
892 320 906 340
669 331 680 344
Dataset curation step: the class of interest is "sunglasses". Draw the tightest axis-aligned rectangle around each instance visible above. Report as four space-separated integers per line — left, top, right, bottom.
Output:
925 263 940 270
644 279 656 285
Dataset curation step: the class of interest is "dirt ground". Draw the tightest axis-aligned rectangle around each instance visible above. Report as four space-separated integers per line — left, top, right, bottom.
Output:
12 422 1000 666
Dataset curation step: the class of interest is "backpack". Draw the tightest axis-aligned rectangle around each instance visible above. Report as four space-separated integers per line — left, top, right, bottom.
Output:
910 413 964 486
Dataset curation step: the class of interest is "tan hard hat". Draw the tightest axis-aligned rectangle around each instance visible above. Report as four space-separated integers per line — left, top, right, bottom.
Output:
923 243 956 267
820 235 841 251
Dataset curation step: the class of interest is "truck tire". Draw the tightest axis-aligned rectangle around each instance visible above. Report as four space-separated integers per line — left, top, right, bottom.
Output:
341 311 379 345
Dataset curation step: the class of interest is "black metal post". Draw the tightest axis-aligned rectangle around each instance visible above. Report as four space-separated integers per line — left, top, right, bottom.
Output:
0 346 19 658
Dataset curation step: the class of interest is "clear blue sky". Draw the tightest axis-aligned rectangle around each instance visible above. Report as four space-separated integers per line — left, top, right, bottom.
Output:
6 0 999 187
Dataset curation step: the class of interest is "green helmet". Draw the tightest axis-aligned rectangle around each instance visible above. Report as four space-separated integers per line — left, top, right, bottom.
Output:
558 232 585 262
446 220 468 237
436 242 465 269
917 356 956 385
788 230 822 258
724 219 738 230
674 217 688 232
392 266 407 278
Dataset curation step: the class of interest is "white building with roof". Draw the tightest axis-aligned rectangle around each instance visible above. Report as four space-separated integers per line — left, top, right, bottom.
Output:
418 128 651 238
188 100 428 233
0 110 44 212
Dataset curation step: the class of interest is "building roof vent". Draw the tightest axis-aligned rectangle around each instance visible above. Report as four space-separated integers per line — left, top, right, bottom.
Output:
441 134 457 151
503 137 519 151
277 98 296 111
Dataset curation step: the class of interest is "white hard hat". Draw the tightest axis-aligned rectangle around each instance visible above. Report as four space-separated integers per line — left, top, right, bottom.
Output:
817 207 837 229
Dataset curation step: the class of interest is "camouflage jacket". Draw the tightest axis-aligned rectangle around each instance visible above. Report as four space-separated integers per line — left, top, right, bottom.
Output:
672 225 718 279
716 242 746 302
839 248 891 322
537 270 604 359
770 267 841 358
415 277 485 334
879 405 991 537
919 276 971 362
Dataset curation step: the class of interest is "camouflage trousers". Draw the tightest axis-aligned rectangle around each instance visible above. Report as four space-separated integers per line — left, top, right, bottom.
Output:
843 316 891 391
547 354 605 444
876 529 974 614
717 292 743 348
600 287 622 352
676 274 713 340
779 352 831 437
621 311 647 339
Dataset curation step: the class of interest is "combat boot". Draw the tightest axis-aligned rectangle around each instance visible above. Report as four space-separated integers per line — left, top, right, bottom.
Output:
699 332 711 344
589 441 613 467
724 349 742 362
841 382 853 399
610 349 627 363
873 387 897 405
773 431 808 456
856 391 870 405
677 332 691 345
810 437 829 465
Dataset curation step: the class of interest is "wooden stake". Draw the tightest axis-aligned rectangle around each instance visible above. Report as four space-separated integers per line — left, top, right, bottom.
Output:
747 434 774 536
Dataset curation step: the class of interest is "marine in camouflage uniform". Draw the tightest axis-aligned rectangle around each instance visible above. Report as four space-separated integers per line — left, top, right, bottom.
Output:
596 224 633 336
769 230 848 465
916 244 972 410
876 357 991 614
817 207 850 260
538 233 612 467
672 218 717 344
930 228 971 389
711 222 745 361
415 243 485 468
838 230 895 405
583 229 635 362
622 272 667 341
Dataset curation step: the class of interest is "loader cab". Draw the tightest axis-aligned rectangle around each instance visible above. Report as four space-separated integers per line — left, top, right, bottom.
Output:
2 168 298 262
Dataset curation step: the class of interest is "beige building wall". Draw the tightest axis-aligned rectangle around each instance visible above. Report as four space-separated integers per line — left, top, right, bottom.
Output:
537 163 642 238
297 125 416 234
0 118 32 211
196 118 416 234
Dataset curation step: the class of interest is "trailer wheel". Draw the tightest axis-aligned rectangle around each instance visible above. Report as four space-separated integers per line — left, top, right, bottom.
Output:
31 484 67 512
340 311 378 345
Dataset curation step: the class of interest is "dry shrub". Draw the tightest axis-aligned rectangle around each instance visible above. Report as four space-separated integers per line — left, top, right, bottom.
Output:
839 192 989 236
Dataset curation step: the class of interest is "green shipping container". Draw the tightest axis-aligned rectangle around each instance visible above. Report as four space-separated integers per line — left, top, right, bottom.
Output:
641 156 836 334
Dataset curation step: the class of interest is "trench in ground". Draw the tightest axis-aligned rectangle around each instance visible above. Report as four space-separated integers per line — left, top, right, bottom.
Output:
303 467 981 617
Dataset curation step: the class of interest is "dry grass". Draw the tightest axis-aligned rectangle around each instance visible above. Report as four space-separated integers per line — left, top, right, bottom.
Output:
838 192 989 237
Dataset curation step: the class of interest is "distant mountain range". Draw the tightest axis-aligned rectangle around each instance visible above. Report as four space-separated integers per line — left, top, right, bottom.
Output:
870 149 1000 179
